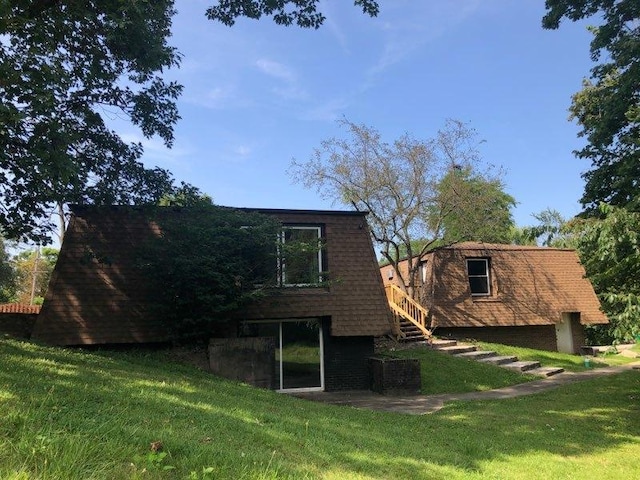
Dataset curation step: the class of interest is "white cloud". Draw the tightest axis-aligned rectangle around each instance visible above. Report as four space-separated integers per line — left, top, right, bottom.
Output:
235 145 252 156
303 97 350 122
368 1 482 75
256 58 296 82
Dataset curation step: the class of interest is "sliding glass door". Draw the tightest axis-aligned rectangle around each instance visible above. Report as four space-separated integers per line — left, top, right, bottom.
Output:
241 318 324 392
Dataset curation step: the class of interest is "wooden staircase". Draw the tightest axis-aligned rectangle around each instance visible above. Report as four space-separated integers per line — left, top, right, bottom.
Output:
384 284 432 343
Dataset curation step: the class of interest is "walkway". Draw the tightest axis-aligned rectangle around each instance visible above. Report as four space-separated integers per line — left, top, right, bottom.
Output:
293 362 640 415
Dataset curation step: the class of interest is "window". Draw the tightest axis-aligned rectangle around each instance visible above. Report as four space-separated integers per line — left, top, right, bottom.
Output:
419 261 428 284
240 318 324 392
466 258 490 296
279 226 323 286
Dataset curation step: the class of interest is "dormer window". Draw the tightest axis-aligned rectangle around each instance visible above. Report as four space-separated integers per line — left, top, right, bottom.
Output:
467 258 490 296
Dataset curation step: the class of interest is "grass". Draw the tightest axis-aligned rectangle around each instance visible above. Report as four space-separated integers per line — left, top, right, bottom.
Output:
382 347 537 394
474 341 639 372
1 337 639 479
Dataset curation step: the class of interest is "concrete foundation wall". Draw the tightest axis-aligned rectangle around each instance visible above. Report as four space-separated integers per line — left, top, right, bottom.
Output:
209 337 276 389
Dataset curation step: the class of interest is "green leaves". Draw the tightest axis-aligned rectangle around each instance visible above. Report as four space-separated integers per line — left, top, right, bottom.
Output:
206 0 379 29
573 204 640 342
543 1 640 213
137 206 281 342
0 0 182 243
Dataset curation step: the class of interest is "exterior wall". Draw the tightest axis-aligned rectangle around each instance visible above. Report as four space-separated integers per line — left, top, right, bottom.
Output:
0 313 38 339
569 313 586 354
436 325 559 351
322 320 374 391
33 206 392 346
240 211 392 337
382 244 608 337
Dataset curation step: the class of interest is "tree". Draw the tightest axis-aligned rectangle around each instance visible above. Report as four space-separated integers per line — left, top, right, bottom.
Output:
289 118 509 297
0 236 16 303
568 204 640 343
137 205 281 342
436 166 516 244
542 1 640 213
518 208 577 247
1 1 183 243
11 246 58 305
2 1 383 244
206 0 379 28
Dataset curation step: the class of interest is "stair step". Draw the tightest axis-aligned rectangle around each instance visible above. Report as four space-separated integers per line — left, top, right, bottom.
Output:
401 327 423 334
433 345 476 355
454 350 497 360
501 360 541 372
478 355 518 365
429 339 457 348
527 366 565 377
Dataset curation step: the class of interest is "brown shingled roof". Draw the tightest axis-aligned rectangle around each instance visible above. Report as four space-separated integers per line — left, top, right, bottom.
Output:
33 205 392 345
428 243 608 327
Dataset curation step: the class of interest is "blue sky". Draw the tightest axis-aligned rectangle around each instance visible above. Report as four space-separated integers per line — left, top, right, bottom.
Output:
124 0 597 228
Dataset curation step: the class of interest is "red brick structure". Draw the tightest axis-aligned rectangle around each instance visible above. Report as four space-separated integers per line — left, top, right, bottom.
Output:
380 242 608 353
33 205 393 391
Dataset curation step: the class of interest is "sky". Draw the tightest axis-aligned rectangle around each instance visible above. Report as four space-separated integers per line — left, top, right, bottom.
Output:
122 0 598 228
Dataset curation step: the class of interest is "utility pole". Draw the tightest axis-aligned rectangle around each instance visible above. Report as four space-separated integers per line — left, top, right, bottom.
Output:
29 246 40 305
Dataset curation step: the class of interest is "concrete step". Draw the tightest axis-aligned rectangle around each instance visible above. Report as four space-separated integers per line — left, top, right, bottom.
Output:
454 350 497 361
527 366 565 377
501 360 541 372
430 339 457 348
478 355 518 365
434 345 477 355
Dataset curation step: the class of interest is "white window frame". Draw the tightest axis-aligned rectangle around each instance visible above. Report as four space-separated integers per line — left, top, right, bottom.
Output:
279 226 323 287
466 258 491 296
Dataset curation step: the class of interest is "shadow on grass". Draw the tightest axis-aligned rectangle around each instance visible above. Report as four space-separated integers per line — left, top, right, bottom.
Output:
1 338 639 479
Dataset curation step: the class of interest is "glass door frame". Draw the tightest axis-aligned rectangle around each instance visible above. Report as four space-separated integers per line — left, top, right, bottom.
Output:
243 318 325 393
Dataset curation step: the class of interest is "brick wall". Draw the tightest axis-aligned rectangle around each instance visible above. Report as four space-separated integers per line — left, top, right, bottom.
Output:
322 321 374 391
369 357 421 395
436 325 559 351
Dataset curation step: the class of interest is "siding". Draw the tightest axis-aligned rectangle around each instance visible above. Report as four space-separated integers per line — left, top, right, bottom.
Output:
33 206 392 345
383 242 608 329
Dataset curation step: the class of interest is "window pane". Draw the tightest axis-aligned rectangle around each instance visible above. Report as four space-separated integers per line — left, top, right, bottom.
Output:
283 228 321 285
281 320 321 389
469 277 489 295
467 259 487 276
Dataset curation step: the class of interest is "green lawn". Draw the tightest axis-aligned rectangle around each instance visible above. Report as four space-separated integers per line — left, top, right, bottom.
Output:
384 347 537 394
1 338 639 479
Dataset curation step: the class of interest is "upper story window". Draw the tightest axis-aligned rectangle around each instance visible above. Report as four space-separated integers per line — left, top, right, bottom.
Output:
419 260 428 284
466 258 490 296
280 226 323 286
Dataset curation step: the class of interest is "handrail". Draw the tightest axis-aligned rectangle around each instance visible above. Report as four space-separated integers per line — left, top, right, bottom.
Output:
384 284 432 339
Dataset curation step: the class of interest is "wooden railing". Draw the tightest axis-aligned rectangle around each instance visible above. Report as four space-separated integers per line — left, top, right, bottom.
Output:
384 284 432 340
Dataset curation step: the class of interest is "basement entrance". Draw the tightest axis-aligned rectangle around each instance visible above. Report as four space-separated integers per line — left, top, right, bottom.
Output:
240 318 324 392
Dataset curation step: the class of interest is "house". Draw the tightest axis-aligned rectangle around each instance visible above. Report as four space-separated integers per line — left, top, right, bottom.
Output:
32 205 392 392
380 242 608 353
0 303 41 339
